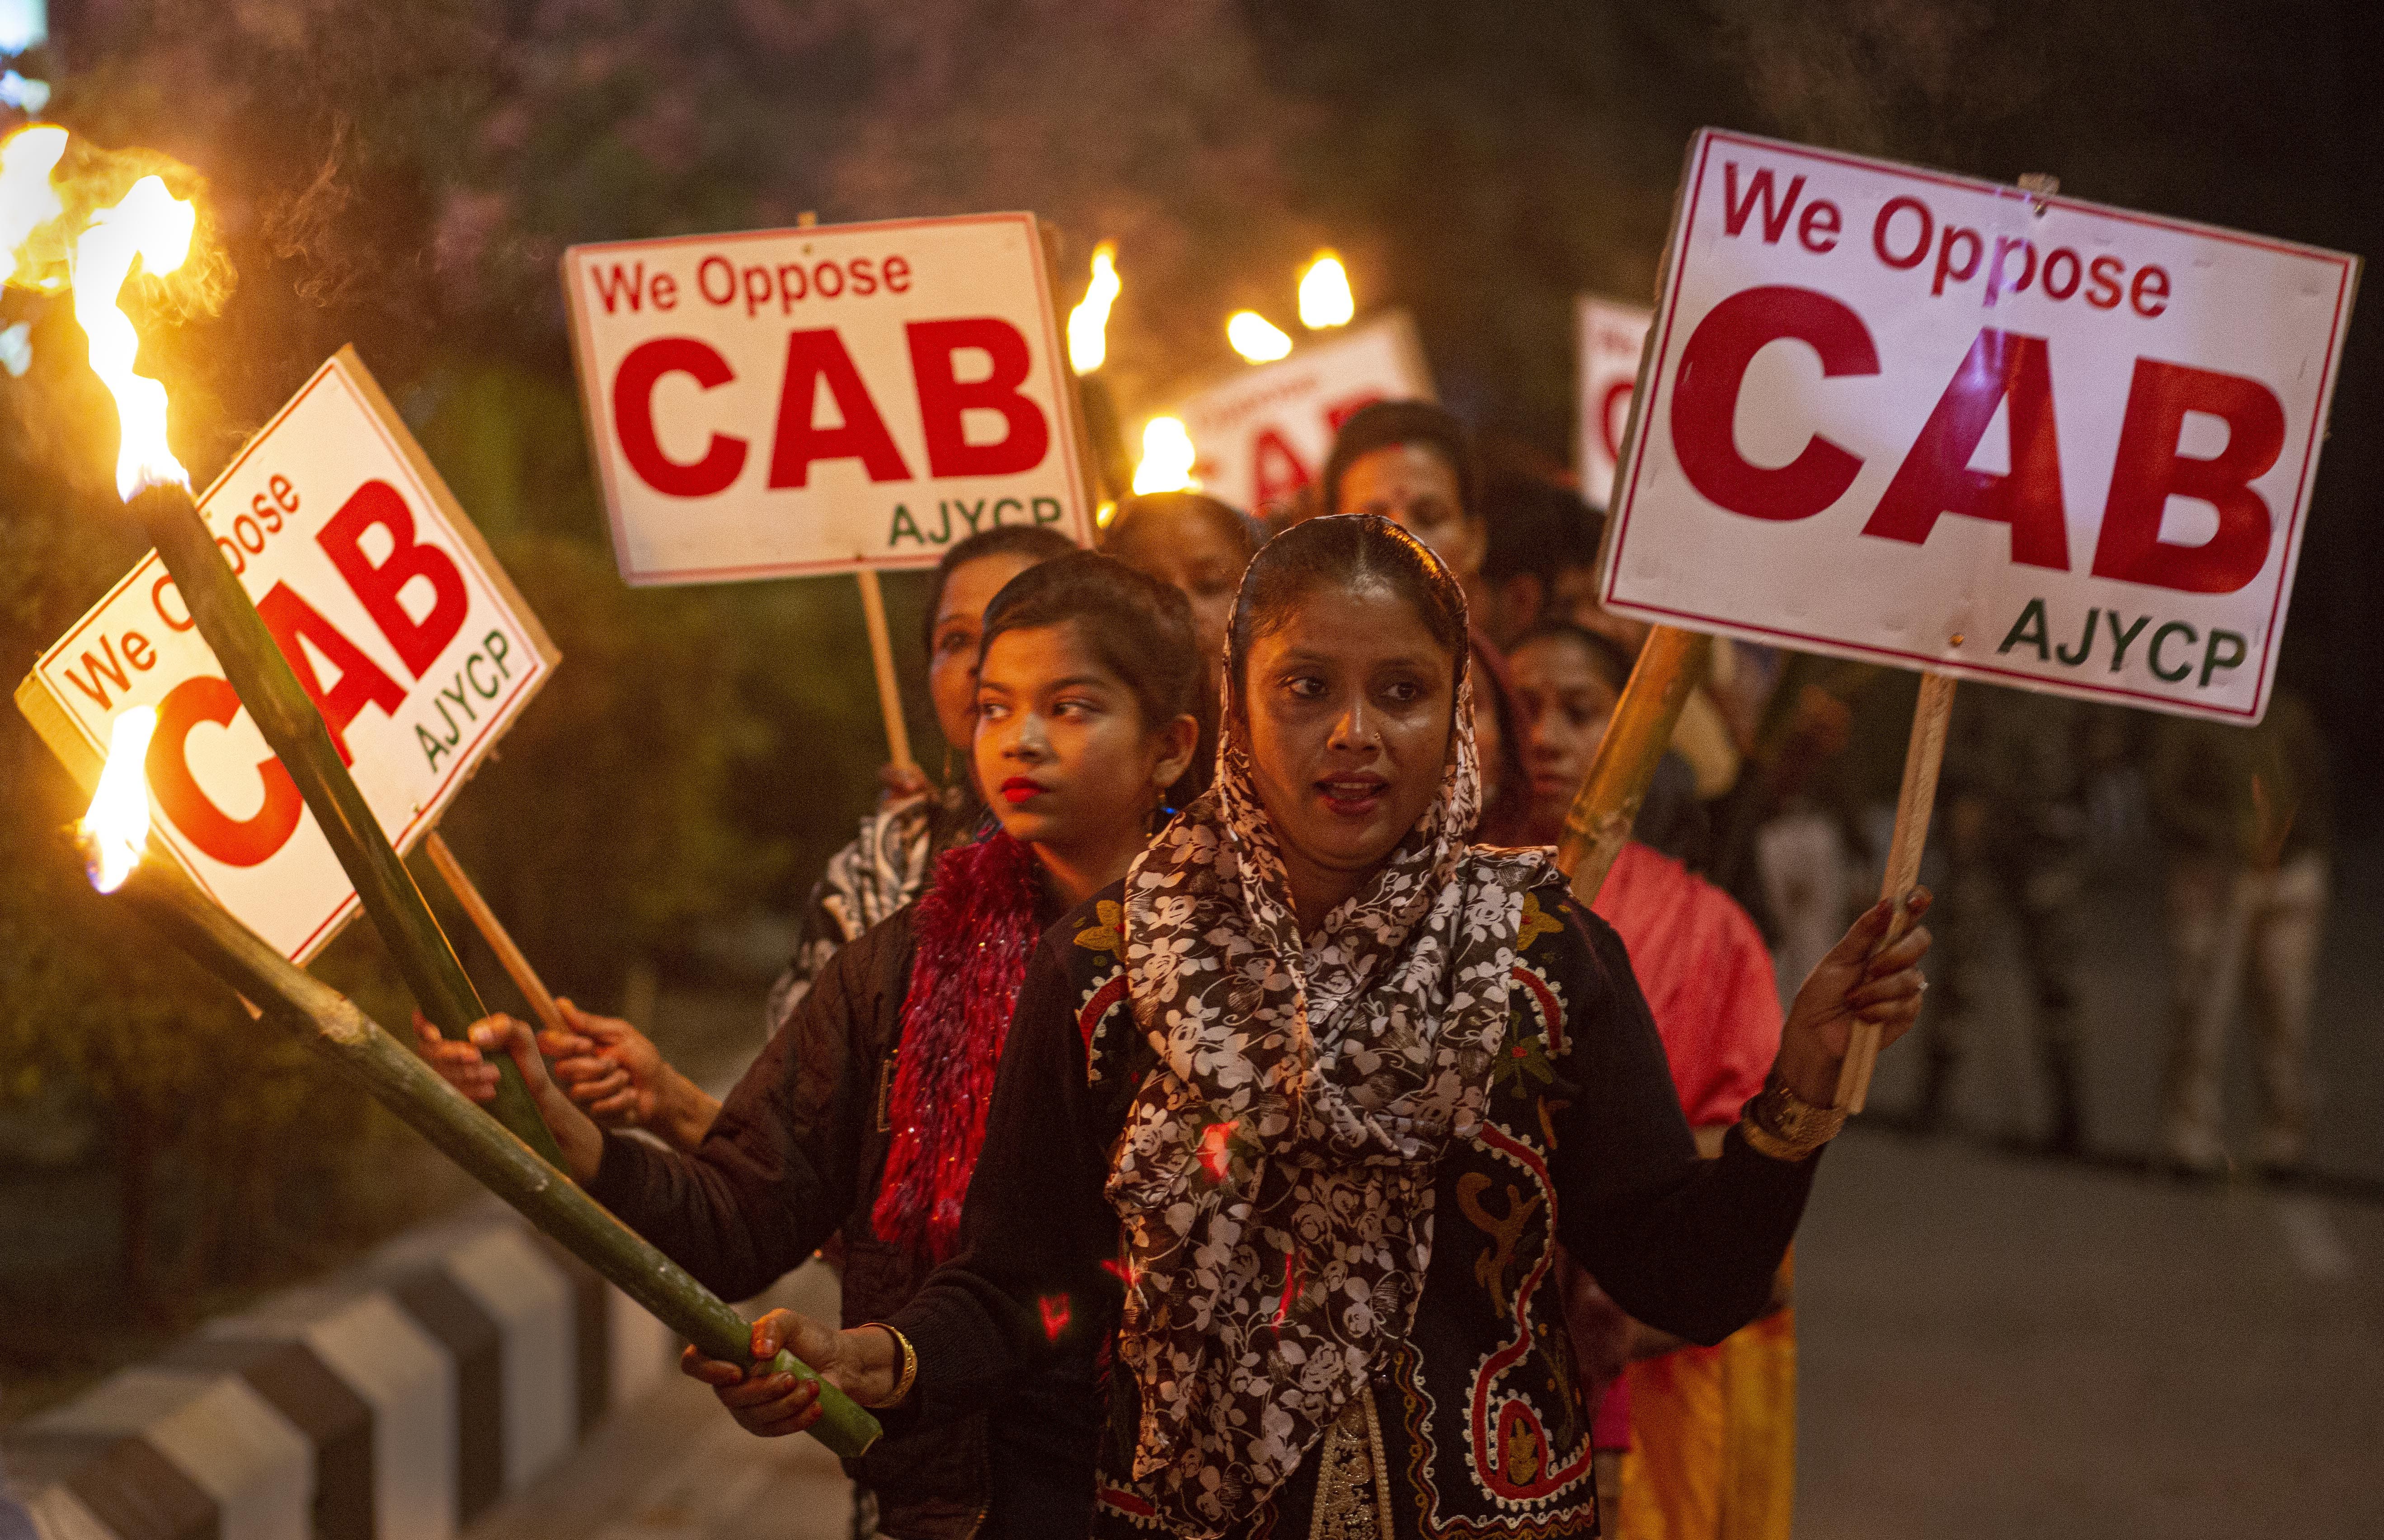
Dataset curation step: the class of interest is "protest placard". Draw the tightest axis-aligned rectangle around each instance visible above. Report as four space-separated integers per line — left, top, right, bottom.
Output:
1171 311 1433 519
1600 129 2357 725
562 212 1094 585
15 348 558 961
1575 296 1651 509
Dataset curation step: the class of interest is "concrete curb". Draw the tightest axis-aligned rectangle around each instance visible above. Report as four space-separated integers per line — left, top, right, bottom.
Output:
4 1200 676 1540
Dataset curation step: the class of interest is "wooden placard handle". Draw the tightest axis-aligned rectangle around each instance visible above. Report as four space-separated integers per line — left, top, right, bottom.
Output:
855 568 916 774
425 832 565 1037
1834 671 1956 1112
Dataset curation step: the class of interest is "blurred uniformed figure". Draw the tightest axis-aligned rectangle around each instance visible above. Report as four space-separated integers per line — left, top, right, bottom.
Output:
1917 685 2092 1153
2148 691 2333 1177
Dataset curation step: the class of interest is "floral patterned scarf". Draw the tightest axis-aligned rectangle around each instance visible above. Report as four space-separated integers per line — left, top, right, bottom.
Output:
1100 639 1558 1535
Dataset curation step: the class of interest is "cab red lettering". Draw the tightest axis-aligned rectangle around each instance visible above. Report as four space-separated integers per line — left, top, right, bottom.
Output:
62 634 132 709
1873 196 1933 269
1669 284 1878 521
1721 162 1806 243
649 273 677 310
256 580 408 765
907 317 1050 478
152 574 193 633
2086 255 2124 309
1983 236 2037 307
317 481 470 678
1251 429 1312 511
1798 200 1842 254
768 329 912 486
2091 359 2284 595
122 632 155 671
850 257 878 296
612 337 748 497
589 262 650 315
1863 329 2069 569
884 255 912 293
149 675 305 868
742 265 772 317
778 263 807 307
1932 226 1983 296
698 255 735 306
814 261 844 298
2041 248 2082 300
2131 265 2171 318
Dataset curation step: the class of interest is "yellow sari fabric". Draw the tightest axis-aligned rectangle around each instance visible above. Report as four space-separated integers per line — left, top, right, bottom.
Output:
1613 1281 1796 1540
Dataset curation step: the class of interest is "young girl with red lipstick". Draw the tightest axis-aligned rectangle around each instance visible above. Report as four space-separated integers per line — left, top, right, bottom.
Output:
726 516 1933 1540
446 553 1205 1540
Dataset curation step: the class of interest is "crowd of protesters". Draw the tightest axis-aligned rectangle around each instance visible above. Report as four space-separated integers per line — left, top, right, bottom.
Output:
413 398 2329 1540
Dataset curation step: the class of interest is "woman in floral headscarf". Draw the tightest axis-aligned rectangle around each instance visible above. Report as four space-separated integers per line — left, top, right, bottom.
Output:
719 516 1932 1540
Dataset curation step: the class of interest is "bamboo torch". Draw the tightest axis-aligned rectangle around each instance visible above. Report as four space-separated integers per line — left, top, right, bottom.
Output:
78 821 881 1457
71 176 561 1164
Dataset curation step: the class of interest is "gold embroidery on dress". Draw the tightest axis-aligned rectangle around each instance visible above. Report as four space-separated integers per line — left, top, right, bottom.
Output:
1308 1390 1397 1540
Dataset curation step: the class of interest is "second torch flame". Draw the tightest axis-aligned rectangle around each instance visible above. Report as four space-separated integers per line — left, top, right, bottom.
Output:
71 175 193 500
1067 241 1119 376
82 705 158 894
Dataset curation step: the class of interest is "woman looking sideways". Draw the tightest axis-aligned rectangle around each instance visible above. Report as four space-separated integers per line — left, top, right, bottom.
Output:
419 524 1077 1151
436 554 1202 1540
724 516 1931 1538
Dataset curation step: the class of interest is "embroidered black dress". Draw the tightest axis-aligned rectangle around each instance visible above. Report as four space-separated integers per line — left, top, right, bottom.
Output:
885 873 1819 1539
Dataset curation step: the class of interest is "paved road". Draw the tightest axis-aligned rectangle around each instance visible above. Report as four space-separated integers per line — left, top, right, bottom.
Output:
463 1265 854 1540
1798 1130 2384 1538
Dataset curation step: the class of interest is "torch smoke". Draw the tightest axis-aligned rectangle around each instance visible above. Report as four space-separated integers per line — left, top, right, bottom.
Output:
71 174 194 499
82 704 158 894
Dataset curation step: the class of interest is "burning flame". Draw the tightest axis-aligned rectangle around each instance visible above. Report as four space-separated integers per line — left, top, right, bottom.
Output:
81 704 157 893
0 122 66 288
1227 310 1292 364
1132 416 1197 494
1299 252 1353 329
72 174 194 499
1067 241 1119 376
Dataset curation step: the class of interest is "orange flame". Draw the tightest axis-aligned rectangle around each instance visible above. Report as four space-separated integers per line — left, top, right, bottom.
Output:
1067 241 1119 376
72 175 195 499
1132 416 1197 494
1226 310 1292 364
0 123 67 289
1299 252 1353 329
81 704 157 893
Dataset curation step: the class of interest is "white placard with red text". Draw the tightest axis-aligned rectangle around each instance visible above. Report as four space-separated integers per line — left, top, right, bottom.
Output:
16 349 558 960
1575 296 1651 510
1173 312 1434 520
1602 129 2357 723
562 213 1093 583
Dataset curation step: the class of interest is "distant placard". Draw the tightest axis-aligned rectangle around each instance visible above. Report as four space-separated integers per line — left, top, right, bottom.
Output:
1171 312 1433 520
15 349 558 960
1575 296 1651 510
1602 129 2358 723
562 213 1095 584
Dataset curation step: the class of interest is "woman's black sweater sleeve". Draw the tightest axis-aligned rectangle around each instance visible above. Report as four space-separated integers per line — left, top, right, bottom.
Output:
889 935 1123 1428
1551 909 1820 1347
584 916 905 1302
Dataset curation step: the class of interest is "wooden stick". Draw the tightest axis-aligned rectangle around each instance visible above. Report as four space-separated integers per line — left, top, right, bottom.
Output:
1834 670 1957 1112
423 833 565 1036
854 566 916 773
108 842 881 1459
1554 625 1713 903
129 484 563 1167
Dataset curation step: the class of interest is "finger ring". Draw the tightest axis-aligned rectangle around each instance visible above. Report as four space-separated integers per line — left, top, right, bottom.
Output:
1918 977 1929 992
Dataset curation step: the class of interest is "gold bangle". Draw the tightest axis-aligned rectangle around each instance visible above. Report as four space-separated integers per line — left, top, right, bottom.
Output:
1739 1070 1845 1162
860 1322 917 1408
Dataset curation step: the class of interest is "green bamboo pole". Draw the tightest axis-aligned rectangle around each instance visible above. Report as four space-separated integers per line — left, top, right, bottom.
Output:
1552 625 1712 903
127 483 561 1166
109 843 883 1458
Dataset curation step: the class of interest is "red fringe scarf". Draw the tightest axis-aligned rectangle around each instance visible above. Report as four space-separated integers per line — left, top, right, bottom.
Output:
870 831 1047 1261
